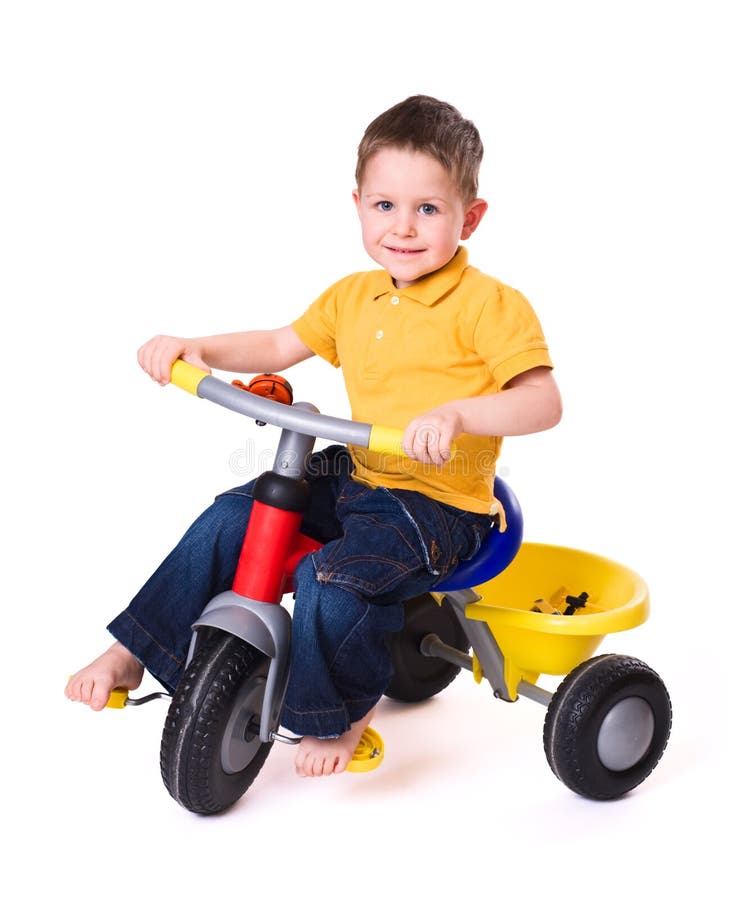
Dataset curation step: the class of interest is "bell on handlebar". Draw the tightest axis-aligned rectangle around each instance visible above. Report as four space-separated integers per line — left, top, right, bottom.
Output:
232 374 294 426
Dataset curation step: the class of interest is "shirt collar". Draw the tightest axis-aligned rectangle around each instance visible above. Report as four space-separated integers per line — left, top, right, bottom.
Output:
370 246 469 306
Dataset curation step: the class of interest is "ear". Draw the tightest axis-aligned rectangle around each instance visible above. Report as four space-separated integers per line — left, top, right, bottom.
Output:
460 198 488 240
352 188 361 214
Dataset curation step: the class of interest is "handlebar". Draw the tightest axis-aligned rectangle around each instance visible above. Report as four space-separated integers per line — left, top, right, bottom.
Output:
170 359 406 456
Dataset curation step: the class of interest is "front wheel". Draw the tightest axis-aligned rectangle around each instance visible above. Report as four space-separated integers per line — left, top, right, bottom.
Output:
543 654 672 800
160 629 273 814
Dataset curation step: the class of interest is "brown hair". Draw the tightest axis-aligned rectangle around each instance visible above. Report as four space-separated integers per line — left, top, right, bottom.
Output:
355 95 483 204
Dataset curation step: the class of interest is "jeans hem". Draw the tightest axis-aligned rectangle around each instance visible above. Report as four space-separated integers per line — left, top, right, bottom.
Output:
107 610 184 694
280 697 377 738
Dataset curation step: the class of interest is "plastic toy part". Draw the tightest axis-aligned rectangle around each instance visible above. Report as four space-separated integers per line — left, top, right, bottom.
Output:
530 588 595 616
367 424 407 457
368 424 457 460
465 542 649 699
434 476 523 592
104 689 171 708
232 374 294 406
170 359 209 395
346 727 384 772
106 688 129 709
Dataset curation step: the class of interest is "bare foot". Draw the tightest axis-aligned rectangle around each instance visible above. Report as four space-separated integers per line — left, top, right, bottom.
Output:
295 708 375 777
65 642 144 711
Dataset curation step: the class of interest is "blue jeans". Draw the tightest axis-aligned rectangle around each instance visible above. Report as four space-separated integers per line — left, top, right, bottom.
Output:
108 447 490 737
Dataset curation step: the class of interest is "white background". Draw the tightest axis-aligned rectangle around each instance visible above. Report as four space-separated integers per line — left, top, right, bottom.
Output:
2 1 736 896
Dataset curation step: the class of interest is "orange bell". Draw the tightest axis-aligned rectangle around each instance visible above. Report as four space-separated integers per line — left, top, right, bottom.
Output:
231 373 293 406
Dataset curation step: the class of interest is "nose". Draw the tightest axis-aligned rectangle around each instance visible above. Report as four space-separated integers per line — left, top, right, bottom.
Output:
391 208 416 237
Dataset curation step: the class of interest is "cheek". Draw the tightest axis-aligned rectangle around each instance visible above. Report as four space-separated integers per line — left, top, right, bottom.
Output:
359 221 383 256
361 219 384 243
427 222 459 249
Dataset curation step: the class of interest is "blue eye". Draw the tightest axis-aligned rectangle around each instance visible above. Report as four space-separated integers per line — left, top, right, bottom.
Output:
419 203 438 215
376 200 393 212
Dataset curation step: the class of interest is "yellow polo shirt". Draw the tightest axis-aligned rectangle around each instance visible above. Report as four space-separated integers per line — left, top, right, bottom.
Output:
291 247 552 514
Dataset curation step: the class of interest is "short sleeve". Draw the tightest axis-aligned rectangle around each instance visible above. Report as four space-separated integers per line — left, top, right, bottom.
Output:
473 283 553 388
291 280 343 368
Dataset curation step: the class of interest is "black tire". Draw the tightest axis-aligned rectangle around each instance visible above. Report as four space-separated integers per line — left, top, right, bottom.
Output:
160 629 273 814
543 654 672 800
385 593 470 702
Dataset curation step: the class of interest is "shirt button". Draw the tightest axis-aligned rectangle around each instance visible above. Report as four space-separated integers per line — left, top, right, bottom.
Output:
376 329 384 340
390 295 400 305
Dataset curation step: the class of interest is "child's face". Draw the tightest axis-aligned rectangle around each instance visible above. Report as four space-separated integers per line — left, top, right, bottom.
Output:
353 147 486 288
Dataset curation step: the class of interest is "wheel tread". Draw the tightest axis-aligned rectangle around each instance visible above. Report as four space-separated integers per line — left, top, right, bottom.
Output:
160 632 272 814
543 654 672 800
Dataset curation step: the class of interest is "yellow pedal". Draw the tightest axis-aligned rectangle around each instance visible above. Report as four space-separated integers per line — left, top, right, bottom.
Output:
106 688 129 709
346 727 384 773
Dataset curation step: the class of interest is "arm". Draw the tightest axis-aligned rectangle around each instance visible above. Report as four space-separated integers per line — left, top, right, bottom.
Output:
138 325 315 385
403 367 563 466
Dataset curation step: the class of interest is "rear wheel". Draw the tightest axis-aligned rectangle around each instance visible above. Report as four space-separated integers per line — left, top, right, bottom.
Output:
543 654 672 800
160 629 272 814
385 593 470 702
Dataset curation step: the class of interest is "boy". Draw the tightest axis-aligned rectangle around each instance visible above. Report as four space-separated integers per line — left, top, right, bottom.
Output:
66 96 561 777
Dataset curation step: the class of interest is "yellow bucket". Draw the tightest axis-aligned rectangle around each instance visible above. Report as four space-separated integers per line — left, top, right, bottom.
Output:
465 543 649 687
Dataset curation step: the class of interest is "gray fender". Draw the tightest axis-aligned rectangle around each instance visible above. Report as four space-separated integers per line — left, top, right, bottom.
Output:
187 590 292 743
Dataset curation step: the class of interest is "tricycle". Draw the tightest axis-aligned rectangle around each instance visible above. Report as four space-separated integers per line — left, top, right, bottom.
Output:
111 360 671 812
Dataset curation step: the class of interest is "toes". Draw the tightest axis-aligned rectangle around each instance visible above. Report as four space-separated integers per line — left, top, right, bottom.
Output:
295 742 345 777
295 748 310 778
64 674 109 710
79 678 94 705
314 754 338 777
90 683 109 711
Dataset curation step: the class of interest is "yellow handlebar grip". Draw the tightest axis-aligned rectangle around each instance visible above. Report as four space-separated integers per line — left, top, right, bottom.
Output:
170 360 209 396
368 425 406 456
368 425 457 460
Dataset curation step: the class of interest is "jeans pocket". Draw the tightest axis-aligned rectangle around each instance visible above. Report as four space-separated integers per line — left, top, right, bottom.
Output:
312 515 426 598
309 481 431 598
387 488 492 580
458 518 487 561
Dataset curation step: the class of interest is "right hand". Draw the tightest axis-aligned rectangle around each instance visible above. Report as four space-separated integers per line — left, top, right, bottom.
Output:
137 335 212 385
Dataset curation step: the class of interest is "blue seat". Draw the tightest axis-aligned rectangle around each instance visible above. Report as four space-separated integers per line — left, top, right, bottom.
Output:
434 477 524 592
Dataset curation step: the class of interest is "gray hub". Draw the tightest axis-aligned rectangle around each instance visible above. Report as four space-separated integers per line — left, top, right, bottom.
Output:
220 667 269 775
597 697 655 771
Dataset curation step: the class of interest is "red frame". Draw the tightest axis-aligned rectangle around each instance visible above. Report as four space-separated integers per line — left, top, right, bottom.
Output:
232 500 323 603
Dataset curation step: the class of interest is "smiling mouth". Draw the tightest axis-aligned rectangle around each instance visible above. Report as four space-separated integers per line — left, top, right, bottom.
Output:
384 246 424 255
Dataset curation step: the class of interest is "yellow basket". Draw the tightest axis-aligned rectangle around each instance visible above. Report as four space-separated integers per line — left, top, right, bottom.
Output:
465 542 649 693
